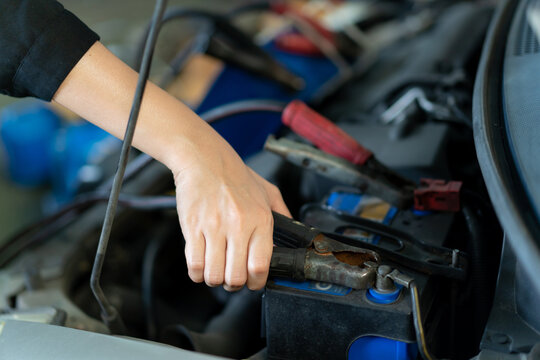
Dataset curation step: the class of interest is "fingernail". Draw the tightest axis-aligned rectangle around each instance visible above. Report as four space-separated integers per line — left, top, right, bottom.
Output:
225 285 243 292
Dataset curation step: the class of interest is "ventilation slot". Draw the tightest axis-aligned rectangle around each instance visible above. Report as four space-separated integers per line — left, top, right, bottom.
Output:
515 1 540 56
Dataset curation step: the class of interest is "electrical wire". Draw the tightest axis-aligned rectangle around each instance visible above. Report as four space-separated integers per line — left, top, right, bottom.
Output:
134 9 224 70
98 152 154 192
0 194 176 268
158 21 214 89
198 99 286 123
410 281 437 360
226 1 270 18
89 0 168 335
142 232 168 341
134 2 272 70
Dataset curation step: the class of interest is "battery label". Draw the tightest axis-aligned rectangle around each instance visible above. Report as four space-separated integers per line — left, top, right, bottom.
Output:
326 192 397 244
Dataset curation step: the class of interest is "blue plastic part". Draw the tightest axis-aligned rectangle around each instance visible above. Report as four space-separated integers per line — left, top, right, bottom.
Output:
273 279 351 296
196 44 337 158
0 101 61 186
366 285 403 305
348 336 418 360
383 207 399 224
412 208 433 217
50 122 120 204
327 192 362 214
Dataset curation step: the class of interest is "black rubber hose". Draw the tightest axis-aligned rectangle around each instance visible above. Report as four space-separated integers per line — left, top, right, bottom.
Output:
226 1 270 18
198 99 286 123
98 153 155 192
134 2 272 69
0 194 176 269
141 230 168 341
158 21 214 89
461 203 492 344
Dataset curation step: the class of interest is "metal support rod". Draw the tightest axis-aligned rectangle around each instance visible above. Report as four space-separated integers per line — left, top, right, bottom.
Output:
89 0 168 334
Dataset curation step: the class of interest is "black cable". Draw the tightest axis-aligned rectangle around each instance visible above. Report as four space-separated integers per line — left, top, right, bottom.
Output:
158 1 272 88
0 194 176 268
158 21 214 89
198 99 286 123
142 232 168 341
226 1 270 18
134 2 272 70
98 152 155 192
134 9 224 70
89 0 168 335
461 204 492 345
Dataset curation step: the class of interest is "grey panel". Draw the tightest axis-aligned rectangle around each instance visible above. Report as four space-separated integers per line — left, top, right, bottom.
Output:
513 0 540 56
473 0 540 297
0 320 225 360
480 239 540 354
504 0 540 220
340 123 450 180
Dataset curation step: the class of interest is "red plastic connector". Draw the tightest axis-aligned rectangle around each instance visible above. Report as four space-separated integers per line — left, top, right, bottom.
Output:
275 33 324 56
271 2 336 56
282 100 373 166
414 179 463 212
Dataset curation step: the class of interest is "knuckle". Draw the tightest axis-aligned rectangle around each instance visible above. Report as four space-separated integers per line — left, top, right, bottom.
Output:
228 205 245 224
183 213 199 227
262 210 273 227
186 257 204 272
189 271 204 283
226 272 247 287
204 215 222 231
269 184 280 196
251 206 270 224
248 257 270 276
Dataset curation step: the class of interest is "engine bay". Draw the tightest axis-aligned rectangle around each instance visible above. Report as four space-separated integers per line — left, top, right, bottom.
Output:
0 0 527 359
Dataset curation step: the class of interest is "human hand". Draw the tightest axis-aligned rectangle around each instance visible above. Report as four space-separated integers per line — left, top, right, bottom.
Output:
172 138 291 292
51 42 291 291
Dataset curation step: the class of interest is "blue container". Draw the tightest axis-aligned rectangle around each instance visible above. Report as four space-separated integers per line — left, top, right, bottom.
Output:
50 122 119 204
348 336 418 360
0 101 61 186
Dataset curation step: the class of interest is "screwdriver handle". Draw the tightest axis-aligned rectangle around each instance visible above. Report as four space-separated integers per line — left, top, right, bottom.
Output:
282 100 373 166
272 212 319 248
269 247 306 281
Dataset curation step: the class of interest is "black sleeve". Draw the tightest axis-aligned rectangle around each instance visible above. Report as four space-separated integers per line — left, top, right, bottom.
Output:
0 0 100 101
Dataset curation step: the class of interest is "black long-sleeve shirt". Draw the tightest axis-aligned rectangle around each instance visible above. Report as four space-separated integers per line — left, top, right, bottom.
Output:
0 0 99 101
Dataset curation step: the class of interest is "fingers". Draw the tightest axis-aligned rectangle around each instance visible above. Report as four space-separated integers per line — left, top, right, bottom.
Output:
224 232 249 292
179 167 288 291
204 230 226 287
184 231 205 283
246 220 274 290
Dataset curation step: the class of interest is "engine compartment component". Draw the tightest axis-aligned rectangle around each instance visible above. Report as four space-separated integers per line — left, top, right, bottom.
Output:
1 0 531 359
265 186 456 360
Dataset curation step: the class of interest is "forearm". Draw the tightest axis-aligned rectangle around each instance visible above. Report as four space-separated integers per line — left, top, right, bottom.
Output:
53 41 291 291
52 42 230 174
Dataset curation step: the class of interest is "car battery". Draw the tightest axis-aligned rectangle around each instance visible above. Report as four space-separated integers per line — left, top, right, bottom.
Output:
264 189 455 360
